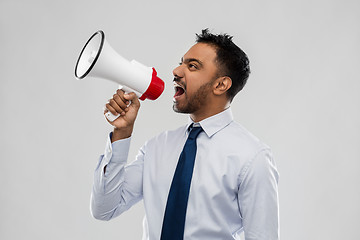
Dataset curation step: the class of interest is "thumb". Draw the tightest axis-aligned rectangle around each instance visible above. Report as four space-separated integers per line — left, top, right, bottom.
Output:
124 92 140 109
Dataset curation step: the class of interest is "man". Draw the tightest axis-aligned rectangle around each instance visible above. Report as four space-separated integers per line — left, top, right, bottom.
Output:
91 29 279 240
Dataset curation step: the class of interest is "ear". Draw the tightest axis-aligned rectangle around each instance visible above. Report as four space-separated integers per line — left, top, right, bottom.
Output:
213 76 232 96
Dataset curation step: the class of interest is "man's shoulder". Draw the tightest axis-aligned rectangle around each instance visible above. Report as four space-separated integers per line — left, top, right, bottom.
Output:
222 121 270 154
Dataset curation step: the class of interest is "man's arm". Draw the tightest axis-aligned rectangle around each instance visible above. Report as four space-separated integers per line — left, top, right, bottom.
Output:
238 149 280 240
90 136 145 220
90 90 143 220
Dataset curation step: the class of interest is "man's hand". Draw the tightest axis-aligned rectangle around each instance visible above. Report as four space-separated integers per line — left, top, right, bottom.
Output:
105 89 140 142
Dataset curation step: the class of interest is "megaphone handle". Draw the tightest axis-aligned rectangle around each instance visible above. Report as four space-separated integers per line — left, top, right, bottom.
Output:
105 85 133 122
105 85 142 122
105 111 121 122
105 91 129 122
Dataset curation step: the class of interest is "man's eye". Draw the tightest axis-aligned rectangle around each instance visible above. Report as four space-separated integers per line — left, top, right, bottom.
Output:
189 64 198 69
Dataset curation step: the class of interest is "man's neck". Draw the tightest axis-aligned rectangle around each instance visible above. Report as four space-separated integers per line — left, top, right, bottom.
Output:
190 104 230 123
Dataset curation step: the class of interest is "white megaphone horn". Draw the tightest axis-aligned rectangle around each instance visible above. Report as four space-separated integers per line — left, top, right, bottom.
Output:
74 30 165 121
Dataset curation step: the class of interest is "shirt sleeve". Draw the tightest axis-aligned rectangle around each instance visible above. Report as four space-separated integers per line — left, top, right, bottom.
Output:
90 133 144 221
238 148 280 240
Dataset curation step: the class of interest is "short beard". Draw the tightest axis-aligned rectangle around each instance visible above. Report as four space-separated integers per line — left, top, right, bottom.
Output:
173 80 214 114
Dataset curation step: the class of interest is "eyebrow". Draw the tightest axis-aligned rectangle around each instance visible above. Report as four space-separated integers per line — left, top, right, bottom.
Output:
181 57 204 67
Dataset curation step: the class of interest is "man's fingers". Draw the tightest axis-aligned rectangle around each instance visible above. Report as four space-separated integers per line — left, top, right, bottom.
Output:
108 99 124 114
105 103 118 115
116 89 128 101
104 90 140 119
113 94 129 109
124 92 140 108
106 89 130 115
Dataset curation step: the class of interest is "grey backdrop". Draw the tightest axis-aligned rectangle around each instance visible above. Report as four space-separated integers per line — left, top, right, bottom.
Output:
1 0 359 239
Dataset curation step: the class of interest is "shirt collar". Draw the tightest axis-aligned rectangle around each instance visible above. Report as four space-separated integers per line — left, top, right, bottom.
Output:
187 107 233 138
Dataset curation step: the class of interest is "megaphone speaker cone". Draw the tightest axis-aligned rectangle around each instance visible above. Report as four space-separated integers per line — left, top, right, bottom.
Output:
75 30 105 79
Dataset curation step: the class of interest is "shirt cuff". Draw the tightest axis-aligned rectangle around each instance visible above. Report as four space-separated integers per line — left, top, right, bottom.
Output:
104 132 131 164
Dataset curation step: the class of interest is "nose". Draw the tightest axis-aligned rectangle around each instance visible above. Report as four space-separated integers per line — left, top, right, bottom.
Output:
172 64 184 79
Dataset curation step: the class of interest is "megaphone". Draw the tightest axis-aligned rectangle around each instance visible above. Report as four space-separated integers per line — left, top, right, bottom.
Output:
75 30 165 121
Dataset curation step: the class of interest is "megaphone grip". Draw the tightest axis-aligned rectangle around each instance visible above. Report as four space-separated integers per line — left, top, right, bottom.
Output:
104 87 132 122
105 111 120 122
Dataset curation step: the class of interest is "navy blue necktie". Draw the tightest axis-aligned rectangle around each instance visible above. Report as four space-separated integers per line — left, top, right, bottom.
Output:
160 125 203 240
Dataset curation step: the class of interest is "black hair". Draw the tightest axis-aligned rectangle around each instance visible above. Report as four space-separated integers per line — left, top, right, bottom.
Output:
196 28 250 101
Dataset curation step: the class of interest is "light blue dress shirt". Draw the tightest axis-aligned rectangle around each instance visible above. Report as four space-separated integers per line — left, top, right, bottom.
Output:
91 108 279 240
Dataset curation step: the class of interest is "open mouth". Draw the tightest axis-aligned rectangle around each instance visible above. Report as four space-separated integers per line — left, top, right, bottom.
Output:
174 82 185 98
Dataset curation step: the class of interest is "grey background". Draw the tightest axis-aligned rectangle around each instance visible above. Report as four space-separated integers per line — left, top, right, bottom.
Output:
1 0 359 239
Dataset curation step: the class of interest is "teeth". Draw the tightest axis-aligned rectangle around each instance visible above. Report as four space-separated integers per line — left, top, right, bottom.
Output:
173 82 184 89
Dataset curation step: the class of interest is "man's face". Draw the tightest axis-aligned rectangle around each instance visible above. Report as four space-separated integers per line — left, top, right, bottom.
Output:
172 43 220 114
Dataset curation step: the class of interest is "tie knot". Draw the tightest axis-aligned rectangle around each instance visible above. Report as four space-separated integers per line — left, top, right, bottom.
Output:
188 125 203 140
